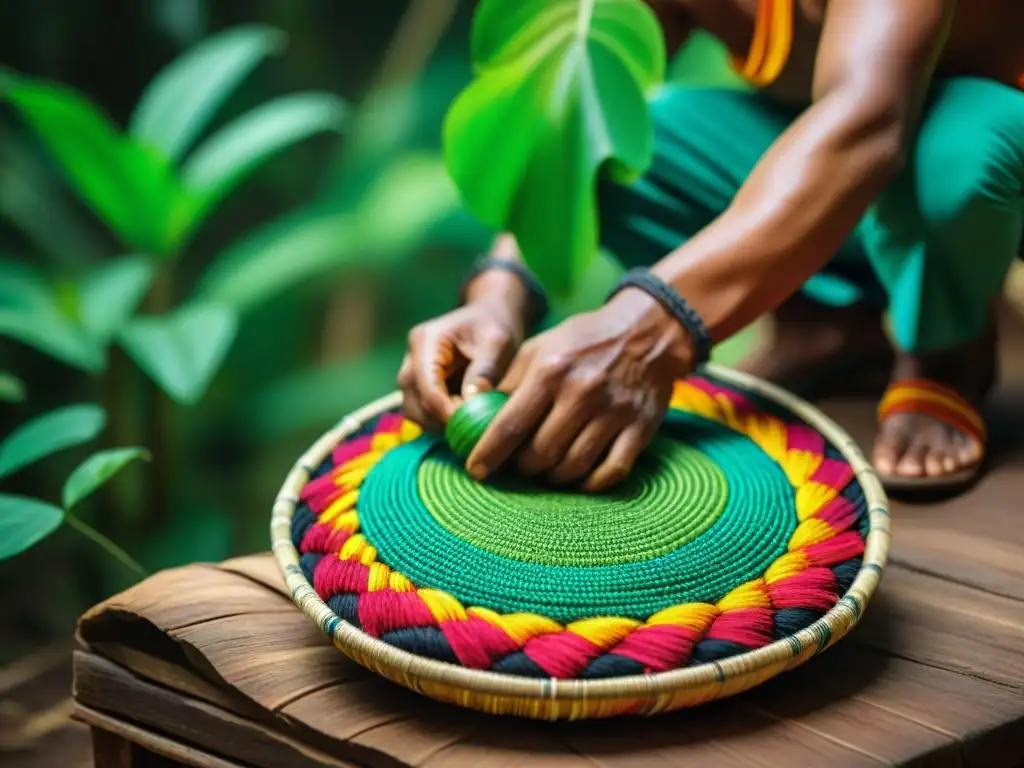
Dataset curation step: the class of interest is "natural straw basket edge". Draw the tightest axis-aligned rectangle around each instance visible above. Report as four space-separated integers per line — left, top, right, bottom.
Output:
271 363 890 720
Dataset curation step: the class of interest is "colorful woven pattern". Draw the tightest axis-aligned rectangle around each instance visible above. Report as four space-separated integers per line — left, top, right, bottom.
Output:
289 375 870 682
878 379 987 446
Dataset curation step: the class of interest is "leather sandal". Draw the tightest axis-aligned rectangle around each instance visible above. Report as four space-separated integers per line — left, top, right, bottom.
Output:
875 379 986 492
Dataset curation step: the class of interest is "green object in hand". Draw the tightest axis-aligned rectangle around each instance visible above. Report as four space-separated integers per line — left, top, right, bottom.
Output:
445 391 510 460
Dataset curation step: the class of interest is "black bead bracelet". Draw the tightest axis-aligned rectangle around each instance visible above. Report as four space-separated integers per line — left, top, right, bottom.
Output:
459 256 549 330
606 268 712 365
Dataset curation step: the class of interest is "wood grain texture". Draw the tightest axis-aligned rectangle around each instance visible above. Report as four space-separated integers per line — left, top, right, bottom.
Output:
76 556 1024 767
75 652 355 768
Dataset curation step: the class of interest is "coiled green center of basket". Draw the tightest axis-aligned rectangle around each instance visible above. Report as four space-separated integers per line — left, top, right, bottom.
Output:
421 438 727 566
359 412 797 622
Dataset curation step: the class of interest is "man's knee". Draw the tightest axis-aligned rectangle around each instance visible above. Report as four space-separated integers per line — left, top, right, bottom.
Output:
910 78 1024 234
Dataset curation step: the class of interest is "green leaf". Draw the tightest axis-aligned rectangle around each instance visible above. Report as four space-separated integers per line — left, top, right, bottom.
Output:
78 257 156 341
444 0 664 296
0 404 106 479
119 302 238 404
0 307 105 372
181 92 348 226
0 495 64 560
194 209 357 313
3 75 181 254
0 152 111 267
62 447 151 511
0 260 52 311
196 153 457 314
354 153 460 254
0 372 26 403
129 24 287 160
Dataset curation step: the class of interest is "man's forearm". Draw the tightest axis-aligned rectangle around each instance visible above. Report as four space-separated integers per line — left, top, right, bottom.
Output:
650 90 906 343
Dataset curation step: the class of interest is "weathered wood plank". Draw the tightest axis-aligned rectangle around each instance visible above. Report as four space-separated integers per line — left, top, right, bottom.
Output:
77 706 244 768
78 565 294 639
218 557 290 598
741 644 1024 767
170 613 370 711
75 651 355 768
852 566 1024 692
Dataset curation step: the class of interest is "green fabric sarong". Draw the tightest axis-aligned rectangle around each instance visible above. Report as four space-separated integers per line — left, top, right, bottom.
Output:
599 78 1024 353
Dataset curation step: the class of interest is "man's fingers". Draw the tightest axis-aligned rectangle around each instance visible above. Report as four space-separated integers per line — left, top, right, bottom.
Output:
466 368 552 480
582 420 657 493
517 397 593 476
413 331 459 424
496 341 533 395
398 355 442 433
547 414 628 486
462 334 514 400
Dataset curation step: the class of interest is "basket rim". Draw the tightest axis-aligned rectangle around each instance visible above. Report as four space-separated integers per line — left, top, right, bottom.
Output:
271 362 890 703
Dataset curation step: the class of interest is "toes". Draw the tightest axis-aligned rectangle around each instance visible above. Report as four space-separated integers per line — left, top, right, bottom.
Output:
958 435 983 468
924 446 947 477
873 422 909 476
894 435 931 477
941 451 958 474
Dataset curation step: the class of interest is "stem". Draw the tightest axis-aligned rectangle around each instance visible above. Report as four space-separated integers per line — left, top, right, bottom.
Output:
141 266 175 526
372 0 459 89
101 344 139 526
65 512 148 580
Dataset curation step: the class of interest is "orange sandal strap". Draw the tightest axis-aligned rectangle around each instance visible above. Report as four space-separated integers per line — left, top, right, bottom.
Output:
878 379 987 445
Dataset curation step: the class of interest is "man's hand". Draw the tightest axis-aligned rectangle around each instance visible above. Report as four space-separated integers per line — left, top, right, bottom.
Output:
399 301 525 434
466 289 693 492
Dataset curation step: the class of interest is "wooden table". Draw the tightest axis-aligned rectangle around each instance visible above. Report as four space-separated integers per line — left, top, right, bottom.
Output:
72 317 1024 767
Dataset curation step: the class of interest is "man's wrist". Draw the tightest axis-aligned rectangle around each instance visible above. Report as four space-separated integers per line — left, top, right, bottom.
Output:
604 287 695 376
607 268 711 366
460 257 548 330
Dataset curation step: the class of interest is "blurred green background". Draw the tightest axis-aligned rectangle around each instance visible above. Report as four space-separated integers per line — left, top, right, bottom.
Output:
0 0 753 661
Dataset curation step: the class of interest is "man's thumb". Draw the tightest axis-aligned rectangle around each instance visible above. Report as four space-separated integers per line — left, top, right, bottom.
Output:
461 337 508 400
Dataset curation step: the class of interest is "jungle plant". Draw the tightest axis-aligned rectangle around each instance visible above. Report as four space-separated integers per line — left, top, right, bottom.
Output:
443 0 666 297
0 24 348 570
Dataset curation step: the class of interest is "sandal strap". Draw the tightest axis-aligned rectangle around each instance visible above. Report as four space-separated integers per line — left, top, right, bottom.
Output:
878 379 987 445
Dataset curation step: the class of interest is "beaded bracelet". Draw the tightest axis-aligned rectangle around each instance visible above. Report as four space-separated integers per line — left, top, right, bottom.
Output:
459 256 549 330
606 268 712 365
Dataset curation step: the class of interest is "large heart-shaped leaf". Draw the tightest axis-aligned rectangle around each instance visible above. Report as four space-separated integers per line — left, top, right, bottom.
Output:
63 447 151 511
129 24 287 161
444 0 664 296
0 404 106 479
119 303 238 404
77 256 156 341
0 495 65 560
2 75 181 254
181 92 348 227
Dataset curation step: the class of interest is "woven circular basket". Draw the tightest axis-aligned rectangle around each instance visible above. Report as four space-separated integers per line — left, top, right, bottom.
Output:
271 364 889 720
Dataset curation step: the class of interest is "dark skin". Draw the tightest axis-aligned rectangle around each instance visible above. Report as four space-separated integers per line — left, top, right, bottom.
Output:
400 0 1024 489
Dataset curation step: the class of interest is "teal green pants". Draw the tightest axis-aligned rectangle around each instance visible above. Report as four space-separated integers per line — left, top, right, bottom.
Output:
599 78 1024 353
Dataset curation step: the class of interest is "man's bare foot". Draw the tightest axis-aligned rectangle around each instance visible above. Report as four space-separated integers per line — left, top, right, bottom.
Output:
873 326 997 481
738 294 892 397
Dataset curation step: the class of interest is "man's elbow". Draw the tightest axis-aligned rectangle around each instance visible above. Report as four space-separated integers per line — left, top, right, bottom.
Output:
868 124 907 184
838 92 911 187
